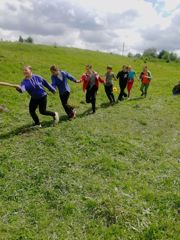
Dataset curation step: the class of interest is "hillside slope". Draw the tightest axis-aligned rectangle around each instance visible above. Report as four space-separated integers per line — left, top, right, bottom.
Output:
0 42 180 239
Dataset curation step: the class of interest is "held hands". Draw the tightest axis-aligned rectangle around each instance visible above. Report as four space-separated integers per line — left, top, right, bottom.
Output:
15 85 22 92
75 80 81 83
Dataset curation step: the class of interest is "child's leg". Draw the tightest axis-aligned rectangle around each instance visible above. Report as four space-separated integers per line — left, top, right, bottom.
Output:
39 95 55 117
118 86 123 100
110 92 115 102
140 83 144 95
29 98 40 125
127 81 134 97
86 88 91 103
144 84 149 97
91 86 98 113
110 85 115 102
60 92 73 117
105 85 113 102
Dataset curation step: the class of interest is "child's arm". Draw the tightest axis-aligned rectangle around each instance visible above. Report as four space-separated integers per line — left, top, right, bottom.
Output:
0 81 20 88
42 78 56 94
113 73 117 81
65 72 79 83
98 75 105 84
148 71 152 80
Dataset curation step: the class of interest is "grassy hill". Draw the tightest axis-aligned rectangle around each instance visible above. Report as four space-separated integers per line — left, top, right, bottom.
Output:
0 42 179 240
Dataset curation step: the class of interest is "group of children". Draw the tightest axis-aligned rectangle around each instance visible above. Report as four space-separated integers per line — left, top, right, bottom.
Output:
0 64 152 128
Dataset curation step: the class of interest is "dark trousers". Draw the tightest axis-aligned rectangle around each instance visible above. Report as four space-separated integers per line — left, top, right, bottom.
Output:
86 85 98 113
29 95 55 125
60 91 74 118
104 85 115 103
118 85 127 101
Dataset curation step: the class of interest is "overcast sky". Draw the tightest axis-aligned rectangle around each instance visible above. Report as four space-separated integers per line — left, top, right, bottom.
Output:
0 0 180 54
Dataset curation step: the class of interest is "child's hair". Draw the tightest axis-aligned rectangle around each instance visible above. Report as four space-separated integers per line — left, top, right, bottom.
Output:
107 65 112 70
23 66 32 71
50 65 59 71
85 64 92 69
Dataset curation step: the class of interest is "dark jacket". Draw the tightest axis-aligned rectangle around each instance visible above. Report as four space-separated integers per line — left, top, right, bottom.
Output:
116 71 128 88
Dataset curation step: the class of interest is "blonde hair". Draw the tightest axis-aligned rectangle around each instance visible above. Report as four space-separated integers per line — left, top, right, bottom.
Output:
23 66 32 71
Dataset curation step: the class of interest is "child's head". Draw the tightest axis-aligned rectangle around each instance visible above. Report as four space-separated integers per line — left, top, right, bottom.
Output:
85 64 92 71
143 65 148 72
50 65 59 76
23 66 32 78
122 65 127 71
128 65 132 71
107 65 112 73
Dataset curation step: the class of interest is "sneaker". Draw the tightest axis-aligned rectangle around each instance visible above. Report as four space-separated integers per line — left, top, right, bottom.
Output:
53 112 59 124
69 110 76 120
30 124 42 129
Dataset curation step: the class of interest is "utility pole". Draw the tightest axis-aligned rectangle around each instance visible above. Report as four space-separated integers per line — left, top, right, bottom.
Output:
122 42 125 56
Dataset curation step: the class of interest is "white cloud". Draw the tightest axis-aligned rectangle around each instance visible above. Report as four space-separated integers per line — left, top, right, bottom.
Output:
0 0 179 54
163 0 180 12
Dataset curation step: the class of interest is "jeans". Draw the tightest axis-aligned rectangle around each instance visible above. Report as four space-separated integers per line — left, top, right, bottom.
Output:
104 84 115 103
60 91 74 118
86 85 98 113
29 95 55 125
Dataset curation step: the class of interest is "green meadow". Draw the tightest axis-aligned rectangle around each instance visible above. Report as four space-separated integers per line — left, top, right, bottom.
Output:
0 42 179 240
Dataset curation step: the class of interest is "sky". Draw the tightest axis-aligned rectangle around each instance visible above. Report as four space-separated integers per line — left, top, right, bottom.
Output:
0 0 180 55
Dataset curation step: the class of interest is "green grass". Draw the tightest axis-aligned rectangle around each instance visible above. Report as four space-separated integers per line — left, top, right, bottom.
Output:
0 42 180 240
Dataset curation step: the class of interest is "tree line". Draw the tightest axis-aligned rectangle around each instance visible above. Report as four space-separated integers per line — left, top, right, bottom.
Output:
128 48 179 62
18 36 34 44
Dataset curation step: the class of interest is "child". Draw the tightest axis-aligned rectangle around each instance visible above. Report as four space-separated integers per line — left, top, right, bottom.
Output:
50 65 80 120
104 65 116 104
16 66 59 127
139 66 152 97
127 66 136 99
172 81 180 95
116 65 128 101
80 65 104 113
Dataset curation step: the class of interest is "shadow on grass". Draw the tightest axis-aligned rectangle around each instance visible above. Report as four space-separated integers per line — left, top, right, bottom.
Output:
0 123 34 140
128 96 144 101
100 102 117 109
0 115 72 140
77 107 94 118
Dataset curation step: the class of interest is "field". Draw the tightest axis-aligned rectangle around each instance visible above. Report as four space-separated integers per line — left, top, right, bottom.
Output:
0 42 179 240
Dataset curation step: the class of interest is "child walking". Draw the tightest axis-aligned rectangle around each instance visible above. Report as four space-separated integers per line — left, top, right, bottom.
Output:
50 65 80 120
104 65 116 104
139 66 152 97
127 65 136 99
80 65 104 113
116 65 128 101
16 66 59 127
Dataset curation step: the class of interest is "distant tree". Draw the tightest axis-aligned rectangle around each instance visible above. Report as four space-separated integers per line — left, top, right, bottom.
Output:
143 48 157 58
127 52 133 58
18 35 24 43
169 52 178 61
134 53 141 58
158 50 169 61
158 50 178 62
25 36 34 43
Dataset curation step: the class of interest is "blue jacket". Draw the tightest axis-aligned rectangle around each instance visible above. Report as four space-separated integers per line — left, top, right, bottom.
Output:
51 71 76 95
20 74 55 99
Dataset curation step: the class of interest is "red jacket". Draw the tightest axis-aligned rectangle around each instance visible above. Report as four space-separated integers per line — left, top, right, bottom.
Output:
80 72 104 92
